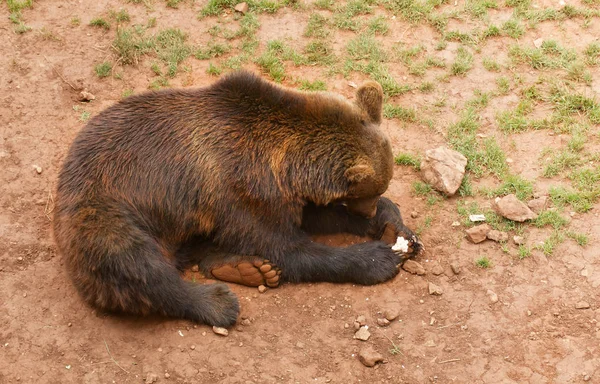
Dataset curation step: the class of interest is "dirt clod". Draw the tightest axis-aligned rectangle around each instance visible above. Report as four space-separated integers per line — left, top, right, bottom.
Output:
358 346 384 367
402 260 425 275
466 224 490 243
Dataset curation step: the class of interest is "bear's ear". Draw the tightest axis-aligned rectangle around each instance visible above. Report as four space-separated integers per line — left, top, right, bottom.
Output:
355 81 383 124
344 163 376 185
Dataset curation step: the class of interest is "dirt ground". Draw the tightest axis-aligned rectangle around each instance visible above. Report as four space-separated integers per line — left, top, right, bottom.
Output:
1 0 599 383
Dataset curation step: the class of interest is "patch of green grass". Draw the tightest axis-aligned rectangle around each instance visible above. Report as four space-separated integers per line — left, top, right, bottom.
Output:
314 0 334 9
482 24 501 38
509 41 577 69
256 50 286 82
90 17 110 30
122 89 134 98
549 88 600 124
496 76 510 94
382 0 442 23
536 230 565 256
110 8 131 22
384 104 417 122
412 181 432 196
567 231 588 246
394 153 421 170
518 244 531 259
70 17 81 26
395 44 423 63
458 174 474 196
154 28 192 77
491 174 534 200
502 18 525 38
195 42 231 59
543 150 581 177
533 210 569 229
549 186 599 213
304 40 336 66
149 76 169 89
206 62 222 76
466 89 490 109
368 15 390 35
569 166 600 191
481 137 508 178
7 0 33 13
475 256 491 268
482 57 501 71
466 0 498 17
445 31 477 45
566 62 592 84
79 110 91 122
112 25 155 65
200 0 288 17
584 42 600 65
298 79 327 91
348 61 411 97
166 0 183 8
94 62 112 78
419 81 435 92
450 47 473 76
347 33 386 62
304 13 329 38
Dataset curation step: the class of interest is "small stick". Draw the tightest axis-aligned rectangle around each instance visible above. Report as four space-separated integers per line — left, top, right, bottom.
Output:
104 339 129 374
43 55 78 90
44 189 54 221
438 358 461 364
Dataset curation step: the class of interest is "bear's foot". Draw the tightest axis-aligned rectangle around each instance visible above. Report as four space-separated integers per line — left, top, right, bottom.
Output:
210 259 281 288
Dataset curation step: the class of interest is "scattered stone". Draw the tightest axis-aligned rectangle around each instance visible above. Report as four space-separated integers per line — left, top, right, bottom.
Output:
296 341 305 349
212 326 229 336
527 310 532 316
424 340 436 347
79 90 95 102
575 301 590 309
190 265 199 272
581 269 589 277
533 38 544 48
494 194 537 222
354 326 371 341
356 315 367 326
190 345 196 350
358 346 384 367
527 196 548 213
33 165 42 174
348 81 358 88
428 282 443 296
241 318 251 326
451 221 461 227
257 285 267 293
487 289 498 303
164 372 171 379
487 230 508 243
584 374 591 381
410 211 418 218
469 214 486 222
234 2 249 13
466 224 490 244
450 262 461 275
145 373 158 384
383 308 400 321
513 236 525 245
344 323 350 329
402 260 425 275
353 321 361 331
68 322 72 327
420 146 467 196
430 263 444 276
377 318 390 327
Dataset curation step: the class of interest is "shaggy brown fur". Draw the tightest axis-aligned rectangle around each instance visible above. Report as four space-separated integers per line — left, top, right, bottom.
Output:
53 70 420 327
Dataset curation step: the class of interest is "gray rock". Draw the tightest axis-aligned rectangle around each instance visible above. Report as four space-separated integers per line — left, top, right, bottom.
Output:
494 194 537 222
420 146 467 196
402 260 425 275
466 224 490 243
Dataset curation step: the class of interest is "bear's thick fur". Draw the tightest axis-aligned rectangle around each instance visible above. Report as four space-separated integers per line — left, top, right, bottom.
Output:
53 70 420 327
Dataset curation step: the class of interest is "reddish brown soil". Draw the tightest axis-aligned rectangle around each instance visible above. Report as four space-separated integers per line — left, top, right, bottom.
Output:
1 1 599 383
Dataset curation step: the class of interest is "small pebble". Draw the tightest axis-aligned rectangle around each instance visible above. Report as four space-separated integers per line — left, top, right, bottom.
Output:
33 165 42 174
258 285 267 293
513 236 525 245
23 293 27 298
17 257 23 262
383 308 400 321
527 310 532 316
68 322 72 327
164 372 171 379
191 265 199 272
451 221 461 227
201 331 207 336
487 289 498 303
157 348 163 352
296 341 305 349
344 323 350 329
377 318 390 327
581 269 589 277
356 315 367 326
584 374 591 381
430 263 444 276
410 211 418 218
212 326 229 336
241 319 251 326
145 374 158 384
190 345 196 350
402 260 425 275
575 301 590 309
450 262 461 275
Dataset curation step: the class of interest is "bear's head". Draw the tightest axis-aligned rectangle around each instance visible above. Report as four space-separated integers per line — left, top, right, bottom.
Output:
340 81 393 219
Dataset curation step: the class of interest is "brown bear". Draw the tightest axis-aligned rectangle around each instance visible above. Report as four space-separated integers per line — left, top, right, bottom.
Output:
53 70 421 327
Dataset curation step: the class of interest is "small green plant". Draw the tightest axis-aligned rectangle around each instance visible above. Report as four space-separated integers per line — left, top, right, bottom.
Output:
206 62 222 76
549 186 599 213
475 256 491 268
394 153 421 170
368 15 389 35
518 245 531 259
489 174 534 200
482 57 501 71
567 231 588 246
584 42 600 65
122 89 134 98
70 17 81 26
533 210 569 229
304 13 329 38
110 8 131 22
347 33 386 62
195 43 231 59
413 181 432 196
90 17 110 30
79 110 91 122
94 62 112 78
450 47 473 76
298 79 327 91
383 104 417 122
536 231 565 256
502 18 524 38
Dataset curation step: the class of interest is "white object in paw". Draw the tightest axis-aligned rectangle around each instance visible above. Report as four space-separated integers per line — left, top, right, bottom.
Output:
391 236 409 253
